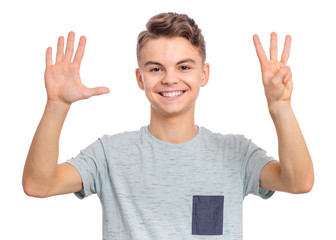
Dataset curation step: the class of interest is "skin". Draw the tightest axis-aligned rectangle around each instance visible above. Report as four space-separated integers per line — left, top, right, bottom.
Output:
253 33 314 193
22 31 313 198
136 37 209 143
22 32 109 197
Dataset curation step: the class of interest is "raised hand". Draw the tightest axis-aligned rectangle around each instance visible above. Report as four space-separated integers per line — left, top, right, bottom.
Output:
253 32 292 111
44 32 109 105
253 33 314 194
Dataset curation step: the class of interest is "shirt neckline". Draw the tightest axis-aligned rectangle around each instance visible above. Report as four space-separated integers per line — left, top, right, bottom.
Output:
142 125 202 148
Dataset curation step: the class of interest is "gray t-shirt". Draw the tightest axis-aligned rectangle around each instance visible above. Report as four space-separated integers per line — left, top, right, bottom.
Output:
67 126 275 239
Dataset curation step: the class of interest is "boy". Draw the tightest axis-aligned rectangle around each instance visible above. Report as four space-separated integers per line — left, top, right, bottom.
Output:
23 13 314 239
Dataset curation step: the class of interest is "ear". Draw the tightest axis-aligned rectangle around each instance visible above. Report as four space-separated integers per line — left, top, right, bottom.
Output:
136 68 144 90
200 63 210 87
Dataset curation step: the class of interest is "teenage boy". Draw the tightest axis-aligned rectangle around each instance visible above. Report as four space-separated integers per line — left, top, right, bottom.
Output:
23 12 314 239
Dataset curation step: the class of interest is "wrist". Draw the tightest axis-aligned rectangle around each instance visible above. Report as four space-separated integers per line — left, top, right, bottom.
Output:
268 101 293 122
46 100 71 114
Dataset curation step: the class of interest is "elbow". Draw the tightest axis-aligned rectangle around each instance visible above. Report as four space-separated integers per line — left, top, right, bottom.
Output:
288 178 314 194
22 180 50 198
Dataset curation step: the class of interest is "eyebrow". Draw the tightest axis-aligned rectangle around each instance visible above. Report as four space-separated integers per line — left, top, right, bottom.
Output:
176 58 196 65
144 58 197 67
144 61 163 67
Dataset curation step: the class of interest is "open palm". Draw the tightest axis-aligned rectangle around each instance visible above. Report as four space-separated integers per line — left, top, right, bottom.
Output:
44 32 109 105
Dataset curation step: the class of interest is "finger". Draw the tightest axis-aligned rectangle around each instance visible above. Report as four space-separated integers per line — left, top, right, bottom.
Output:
73 36 86 65
64 32 75 61
253 34 268 65
282 66 292 84
46 47 53 67
273 66 290 85
83 86 110 99
270 32 278 61
281 35 292 65
56 36 64 63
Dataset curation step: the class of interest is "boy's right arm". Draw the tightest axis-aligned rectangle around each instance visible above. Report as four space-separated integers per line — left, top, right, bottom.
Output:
22 32 109 198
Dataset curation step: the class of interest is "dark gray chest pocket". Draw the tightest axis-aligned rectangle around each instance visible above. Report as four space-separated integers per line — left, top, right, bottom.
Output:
192 195 224 235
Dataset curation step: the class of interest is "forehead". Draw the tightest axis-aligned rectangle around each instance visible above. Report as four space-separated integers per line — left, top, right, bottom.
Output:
139 37 202 66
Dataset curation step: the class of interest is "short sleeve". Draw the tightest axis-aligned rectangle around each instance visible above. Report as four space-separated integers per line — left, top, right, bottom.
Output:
239 136 276 199
67 138 107 199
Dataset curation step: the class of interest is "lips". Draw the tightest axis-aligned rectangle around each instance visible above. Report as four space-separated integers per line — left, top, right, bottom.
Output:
159 90 185 98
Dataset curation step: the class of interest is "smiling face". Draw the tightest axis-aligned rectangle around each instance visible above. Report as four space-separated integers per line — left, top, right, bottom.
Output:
136 37 209 119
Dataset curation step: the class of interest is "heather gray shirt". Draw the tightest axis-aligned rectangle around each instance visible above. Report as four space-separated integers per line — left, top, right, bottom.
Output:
67 126 275 239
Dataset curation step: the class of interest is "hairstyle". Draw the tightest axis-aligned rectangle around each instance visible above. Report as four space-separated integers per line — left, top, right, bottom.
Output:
136 12 206 64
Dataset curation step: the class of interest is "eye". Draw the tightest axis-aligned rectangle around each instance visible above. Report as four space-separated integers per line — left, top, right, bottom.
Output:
150 67 162 72
180 65 190 71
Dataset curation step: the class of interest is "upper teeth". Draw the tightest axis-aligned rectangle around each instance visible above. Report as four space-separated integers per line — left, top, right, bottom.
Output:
161 91 183 98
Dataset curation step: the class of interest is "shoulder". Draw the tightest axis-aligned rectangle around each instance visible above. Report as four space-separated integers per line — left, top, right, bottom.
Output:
200 127 249 147
98 127 145 148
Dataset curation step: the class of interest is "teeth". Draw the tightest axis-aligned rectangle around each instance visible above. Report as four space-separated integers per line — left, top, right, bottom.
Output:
161 91 183 98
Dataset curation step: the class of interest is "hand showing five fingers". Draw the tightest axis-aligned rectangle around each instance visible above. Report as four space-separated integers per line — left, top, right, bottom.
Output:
253 32 292 110
44 32 109 105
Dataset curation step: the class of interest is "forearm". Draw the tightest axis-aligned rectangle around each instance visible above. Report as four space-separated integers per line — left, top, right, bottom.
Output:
270 103 314 193
23 100 70 196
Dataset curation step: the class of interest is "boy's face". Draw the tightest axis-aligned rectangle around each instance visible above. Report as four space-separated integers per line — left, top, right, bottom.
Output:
136 37 209 118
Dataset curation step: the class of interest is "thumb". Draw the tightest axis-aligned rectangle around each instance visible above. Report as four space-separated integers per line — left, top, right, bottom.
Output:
282 66 292 84
272 66 291 85
83 86 110 99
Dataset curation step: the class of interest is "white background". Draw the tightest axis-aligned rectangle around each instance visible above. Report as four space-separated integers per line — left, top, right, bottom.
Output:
0 0 335 239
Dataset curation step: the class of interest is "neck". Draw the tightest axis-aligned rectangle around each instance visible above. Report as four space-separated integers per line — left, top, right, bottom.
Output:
148 107 198 144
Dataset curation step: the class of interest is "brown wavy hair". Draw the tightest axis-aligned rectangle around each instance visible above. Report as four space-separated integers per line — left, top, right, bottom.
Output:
136 12 206 64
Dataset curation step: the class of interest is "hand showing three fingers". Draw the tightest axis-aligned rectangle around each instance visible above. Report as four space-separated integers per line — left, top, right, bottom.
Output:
44 32 109 105
253 32 292 111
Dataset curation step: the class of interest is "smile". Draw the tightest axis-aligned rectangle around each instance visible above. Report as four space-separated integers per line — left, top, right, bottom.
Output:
159 91 185 98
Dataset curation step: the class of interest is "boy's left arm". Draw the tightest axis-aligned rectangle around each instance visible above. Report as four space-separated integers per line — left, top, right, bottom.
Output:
253 33 314 194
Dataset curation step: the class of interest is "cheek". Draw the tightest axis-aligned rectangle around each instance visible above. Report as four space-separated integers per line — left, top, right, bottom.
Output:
142 79 154 91
142 73 162 89
186 73 203 87
142 79 157 98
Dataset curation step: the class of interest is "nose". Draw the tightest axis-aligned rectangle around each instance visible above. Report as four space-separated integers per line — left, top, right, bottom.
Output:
161 69 179 85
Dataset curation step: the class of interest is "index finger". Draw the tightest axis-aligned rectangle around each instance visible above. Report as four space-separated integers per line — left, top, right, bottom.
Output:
45 47 53 67
280 35 292 65
73 36 86 65
253 34 268 65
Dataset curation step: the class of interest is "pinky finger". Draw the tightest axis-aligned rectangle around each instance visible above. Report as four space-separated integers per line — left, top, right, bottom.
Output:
46 47 53 67
282 66 292 84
